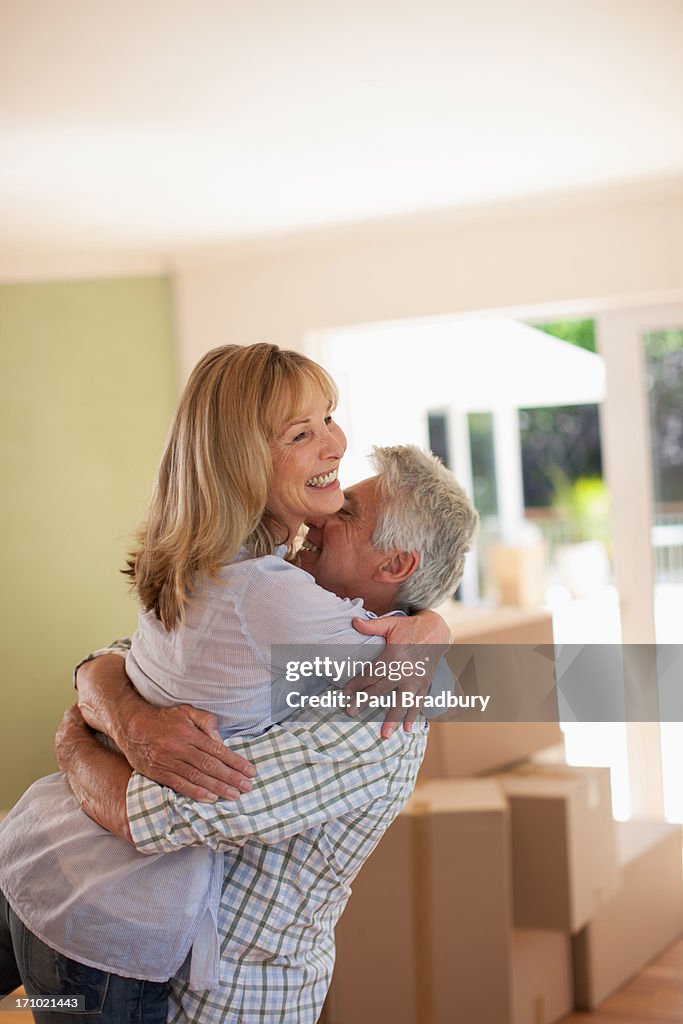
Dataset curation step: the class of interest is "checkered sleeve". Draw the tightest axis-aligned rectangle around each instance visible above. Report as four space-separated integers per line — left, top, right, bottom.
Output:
127 718 421 854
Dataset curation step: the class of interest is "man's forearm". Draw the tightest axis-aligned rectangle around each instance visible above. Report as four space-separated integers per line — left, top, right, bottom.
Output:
76 651 143 745
75 646 256 801
55 706 133 842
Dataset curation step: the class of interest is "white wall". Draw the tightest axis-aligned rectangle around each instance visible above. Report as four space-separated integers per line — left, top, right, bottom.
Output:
172 177 683 375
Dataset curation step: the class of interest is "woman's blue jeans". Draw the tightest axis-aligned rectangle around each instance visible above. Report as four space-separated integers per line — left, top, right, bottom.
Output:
1 891 168 1022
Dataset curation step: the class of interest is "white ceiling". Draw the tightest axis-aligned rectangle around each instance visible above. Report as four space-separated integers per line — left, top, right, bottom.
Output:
2 0 683 257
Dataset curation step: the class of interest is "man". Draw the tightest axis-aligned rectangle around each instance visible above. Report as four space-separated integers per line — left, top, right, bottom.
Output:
5 446 478 1023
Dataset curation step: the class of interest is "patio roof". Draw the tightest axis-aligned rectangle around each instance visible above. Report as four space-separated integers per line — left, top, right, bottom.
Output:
328 317 606 410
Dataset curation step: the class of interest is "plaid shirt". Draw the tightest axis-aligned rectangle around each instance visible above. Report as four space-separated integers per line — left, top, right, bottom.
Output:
74 553 443 1022
127 702 427 1023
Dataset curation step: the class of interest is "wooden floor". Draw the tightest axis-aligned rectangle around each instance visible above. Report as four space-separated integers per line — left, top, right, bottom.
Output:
2 940 683 1022
563 938 683 1023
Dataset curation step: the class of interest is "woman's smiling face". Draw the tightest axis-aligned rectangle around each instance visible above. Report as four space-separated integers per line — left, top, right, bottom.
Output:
268 387 346 540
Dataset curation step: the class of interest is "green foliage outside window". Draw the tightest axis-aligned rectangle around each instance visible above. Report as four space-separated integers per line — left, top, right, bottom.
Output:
519 319 601 508
645 330 683 503
550 471 610 544
531 319 596 353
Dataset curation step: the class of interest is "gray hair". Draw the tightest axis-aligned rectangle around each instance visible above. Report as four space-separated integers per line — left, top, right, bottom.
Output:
369 445 479 613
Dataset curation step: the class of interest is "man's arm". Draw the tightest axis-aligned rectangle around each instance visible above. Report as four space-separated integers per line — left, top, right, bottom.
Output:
65 570 440 848
55 705 133 842
58 698 424 853
126 714 423 855
76 647 256 802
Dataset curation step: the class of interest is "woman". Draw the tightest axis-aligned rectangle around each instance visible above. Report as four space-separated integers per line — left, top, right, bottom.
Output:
0 344 450 1023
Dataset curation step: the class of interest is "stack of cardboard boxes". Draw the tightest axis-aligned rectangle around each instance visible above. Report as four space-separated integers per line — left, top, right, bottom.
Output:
321 608 683 1024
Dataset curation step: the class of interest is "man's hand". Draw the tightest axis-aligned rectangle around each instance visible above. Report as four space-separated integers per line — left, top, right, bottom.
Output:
117 701 257 803
76 654 256 803
344 610 452 739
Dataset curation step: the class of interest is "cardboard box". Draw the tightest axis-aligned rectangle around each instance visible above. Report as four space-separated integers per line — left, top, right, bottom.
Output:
325 779 513 1024
573 820 683 1009
498 764 619 933
435 601 554 647
417 604 562 781
512 930 573 1024
419 722 564 781
491 543 547 608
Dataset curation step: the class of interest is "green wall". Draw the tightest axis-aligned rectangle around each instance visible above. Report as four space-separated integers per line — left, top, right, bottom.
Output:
0 277 177 808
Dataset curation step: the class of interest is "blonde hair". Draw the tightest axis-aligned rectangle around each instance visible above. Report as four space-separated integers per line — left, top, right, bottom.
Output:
125 343 337 629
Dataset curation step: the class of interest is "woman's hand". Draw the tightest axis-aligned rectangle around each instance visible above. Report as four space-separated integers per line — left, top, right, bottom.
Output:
76 654 256 802
343 610 452 738
357 609 452 646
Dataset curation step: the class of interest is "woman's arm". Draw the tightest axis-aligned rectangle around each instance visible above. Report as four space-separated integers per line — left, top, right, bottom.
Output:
239 562 453 739
76 653 256 802
346 609 452 736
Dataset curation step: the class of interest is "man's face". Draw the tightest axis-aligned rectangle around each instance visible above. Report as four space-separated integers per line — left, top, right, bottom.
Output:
297 475 389 609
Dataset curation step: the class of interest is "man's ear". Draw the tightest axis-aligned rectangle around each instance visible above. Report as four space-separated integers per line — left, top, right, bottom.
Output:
372 550 419 584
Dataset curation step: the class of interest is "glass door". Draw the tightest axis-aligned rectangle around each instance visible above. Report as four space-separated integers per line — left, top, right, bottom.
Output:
643 327 683 821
